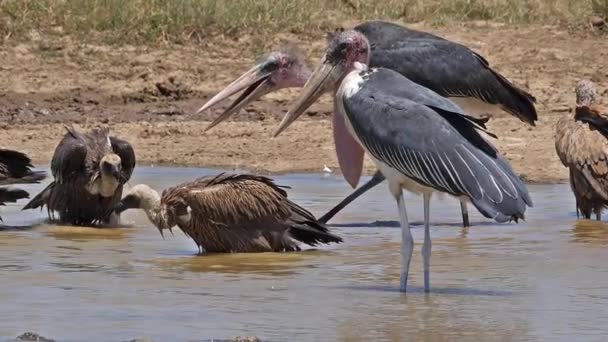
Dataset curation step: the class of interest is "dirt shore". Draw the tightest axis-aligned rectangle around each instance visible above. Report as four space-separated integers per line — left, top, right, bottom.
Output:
1 22 607 184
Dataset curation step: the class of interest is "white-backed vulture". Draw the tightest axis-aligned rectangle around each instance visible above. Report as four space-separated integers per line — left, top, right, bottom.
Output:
0 149 46 221
114 173 343 253
23 126 135 226
555 80 608 220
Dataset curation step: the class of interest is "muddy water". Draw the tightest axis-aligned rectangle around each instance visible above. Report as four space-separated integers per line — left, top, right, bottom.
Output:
1 167 607 342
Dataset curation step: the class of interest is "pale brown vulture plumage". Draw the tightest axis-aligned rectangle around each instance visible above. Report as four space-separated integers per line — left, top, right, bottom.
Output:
23 126 135 226
555 80 608 220
114 173 343 253
0 149 46 221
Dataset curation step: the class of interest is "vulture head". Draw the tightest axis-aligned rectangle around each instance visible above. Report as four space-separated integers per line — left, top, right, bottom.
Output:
114 184 176 237
97 153 122 197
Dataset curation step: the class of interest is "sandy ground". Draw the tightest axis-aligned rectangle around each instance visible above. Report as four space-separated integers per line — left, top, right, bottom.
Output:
1 22 607 184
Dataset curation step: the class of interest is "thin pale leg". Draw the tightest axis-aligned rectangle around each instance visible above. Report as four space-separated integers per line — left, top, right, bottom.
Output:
108 213 120 227
422 193 432 293
460 199 470 228
397 191 413 293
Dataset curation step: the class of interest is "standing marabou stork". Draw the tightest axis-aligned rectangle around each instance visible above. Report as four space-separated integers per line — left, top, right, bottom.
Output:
195 21 537 227
23 126 135 226
272 31 532 292
555 80 608 220
113 173 342 253
0 149 46 222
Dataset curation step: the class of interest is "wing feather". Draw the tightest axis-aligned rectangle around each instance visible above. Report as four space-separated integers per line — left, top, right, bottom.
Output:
342 72 531 222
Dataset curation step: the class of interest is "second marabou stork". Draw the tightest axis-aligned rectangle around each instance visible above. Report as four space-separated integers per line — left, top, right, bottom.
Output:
272 31 532 292
194 21 537 227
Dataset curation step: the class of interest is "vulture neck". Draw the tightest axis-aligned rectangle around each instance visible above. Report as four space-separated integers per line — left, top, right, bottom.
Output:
139 191 165 228
89 172 120 197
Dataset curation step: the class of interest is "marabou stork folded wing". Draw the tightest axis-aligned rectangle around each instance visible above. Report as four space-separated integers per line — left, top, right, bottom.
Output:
367 68 497 137
110 136 136 183
342 72 531 221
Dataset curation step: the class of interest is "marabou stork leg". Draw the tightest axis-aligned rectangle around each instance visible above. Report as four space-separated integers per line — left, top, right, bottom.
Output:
396 190 413 293
460 199 470 228
422 193 432 293
596 212 602 221
318 170 385 224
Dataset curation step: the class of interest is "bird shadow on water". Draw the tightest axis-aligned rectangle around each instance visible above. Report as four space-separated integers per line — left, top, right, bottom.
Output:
330 283 514 297
570 219 608 245
0 223 35 231
329 220 500 228
150 249 336 276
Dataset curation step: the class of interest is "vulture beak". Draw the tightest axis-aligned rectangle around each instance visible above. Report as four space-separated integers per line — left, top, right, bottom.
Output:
195 62 276 132
111 164 122 181
113 194 140 215
274 59 342 137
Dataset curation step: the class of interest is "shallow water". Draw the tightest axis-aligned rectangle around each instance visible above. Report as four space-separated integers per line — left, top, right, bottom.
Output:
1 166 608 342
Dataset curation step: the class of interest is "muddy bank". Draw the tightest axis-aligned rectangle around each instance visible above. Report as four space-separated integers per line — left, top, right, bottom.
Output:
1 23 607 184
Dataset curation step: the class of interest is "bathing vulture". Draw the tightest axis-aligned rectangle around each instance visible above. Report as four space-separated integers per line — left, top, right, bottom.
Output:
114 173 342 253
24 126 135 226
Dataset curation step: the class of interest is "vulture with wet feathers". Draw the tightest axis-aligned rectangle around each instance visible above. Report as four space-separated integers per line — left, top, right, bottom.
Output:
114 173 343 253
24 126 135 226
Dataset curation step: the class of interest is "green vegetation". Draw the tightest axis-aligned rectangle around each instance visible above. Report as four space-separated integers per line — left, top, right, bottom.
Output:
0 0 602 44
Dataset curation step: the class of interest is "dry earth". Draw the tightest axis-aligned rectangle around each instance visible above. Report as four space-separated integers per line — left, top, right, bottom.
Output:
1 22 607 184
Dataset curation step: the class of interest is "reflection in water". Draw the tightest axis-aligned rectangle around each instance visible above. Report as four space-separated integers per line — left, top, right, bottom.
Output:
149 251 327 276
571 219 608 245
44 225 133 241
0 169 606 341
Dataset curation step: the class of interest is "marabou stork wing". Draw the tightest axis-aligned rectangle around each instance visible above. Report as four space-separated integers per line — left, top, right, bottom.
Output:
51 130 88 184
357 22 537 125
110 136 136 183
0 149 45 185
341 68 531 222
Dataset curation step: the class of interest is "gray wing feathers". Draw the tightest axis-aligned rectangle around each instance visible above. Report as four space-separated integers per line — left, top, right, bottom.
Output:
366 69 497 137
344 84 531 222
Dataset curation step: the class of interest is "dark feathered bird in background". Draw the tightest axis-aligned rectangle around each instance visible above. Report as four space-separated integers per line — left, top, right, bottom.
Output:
0 149 46 222
24 126 135 226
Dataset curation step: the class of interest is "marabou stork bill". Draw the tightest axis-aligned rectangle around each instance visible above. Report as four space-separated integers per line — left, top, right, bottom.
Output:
113 173 342 253
194 21 537 227
272 30 533 292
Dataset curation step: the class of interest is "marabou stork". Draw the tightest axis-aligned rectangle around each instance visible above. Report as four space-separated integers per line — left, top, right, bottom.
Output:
272 30 532 292
555 80 608 220
113 173 342 253
24 126 135 226
195 21 536 227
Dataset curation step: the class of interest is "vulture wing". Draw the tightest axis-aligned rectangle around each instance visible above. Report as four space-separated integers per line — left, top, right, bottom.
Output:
110 136 136 183
51 129 88 184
